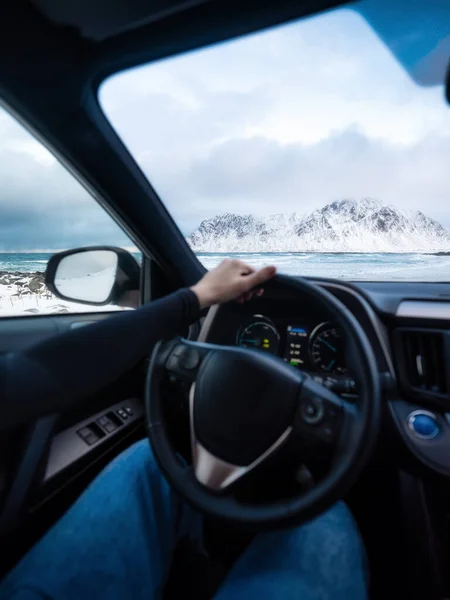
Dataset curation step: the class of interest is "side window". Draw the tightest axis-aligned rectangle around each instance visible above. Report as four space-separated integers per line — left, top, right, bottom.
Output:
0 106 141 317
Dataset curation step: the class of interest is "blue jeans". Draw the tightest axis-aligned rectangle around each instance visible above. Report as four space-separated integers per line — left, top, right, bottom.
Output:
0 440 368 599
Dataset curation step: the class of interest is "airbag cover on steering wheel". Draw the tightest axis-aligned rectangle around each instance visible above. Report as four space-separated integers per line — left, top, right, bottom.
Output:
193 348 303 466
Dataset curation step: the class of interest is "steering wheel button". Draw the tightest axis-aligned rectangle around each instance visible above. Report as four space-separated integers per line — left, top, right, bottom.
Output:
300 397 324 425
166 353 181 372
322 426 334 439
407 411 440 440
326 407 338 420
181 348 200 370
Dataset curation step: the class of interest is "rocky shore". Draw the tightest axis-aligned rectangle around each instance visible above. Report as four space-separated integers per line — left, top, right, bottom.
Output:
0 270 72 315
0 270 123 316
0 270 48 295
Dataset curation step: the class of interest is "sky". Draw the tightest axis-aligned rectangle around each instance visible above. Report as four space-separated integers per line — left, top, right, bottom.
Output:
0 110 129 252
1 0 450 250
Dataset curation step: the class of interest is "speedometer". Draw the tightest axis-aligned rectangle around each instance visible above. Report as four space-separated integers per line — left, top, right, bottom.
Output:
309 322 347 374
237 316 280 355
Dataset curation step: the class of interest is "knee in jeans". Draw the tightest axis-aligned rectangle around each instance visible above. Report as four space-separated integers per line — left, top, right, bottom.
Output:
107 439 163 485
261 503 362 560
301 502 365 561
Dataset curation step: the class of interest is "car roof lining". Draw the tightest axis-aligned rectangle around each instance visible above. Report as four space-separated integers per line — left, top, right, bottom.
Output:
26 0 351 76
30 0 211 42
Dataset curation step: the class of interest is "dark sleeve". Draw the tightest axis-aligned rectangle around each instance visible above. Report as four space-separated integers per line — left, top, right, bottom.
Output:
0 288 201 430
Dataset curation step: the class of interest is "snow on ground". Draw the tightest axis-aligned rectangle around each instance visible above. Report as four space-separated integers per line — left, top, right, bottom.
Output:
0 271 123 317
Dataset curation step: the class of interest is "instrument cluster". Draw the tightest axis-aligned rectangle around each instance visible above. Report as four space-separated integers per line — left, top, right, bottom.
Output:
237 314 348 376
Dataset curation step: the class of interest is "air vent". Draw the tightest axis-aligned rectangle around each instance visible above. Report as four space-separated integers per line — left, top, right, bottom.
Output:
397 329 447 396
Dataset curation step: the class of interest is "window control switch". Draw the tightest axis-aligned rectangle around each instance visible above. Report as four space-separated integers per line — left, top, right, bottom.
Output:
97 412 122 433
77 423 105 445
84 432 100 445
78 427 99 445
104 422 118 433
77 427 92 440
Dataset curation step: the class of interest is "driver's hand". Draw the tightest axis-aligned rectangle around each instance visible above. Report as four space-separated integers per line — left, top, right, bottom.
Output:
191 259 276 309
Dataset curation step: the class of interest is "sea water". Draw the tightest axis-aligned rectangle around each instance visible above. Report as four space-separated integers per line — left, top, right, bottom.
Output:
0 253 141 274
2 252 450 281
197 252 450 281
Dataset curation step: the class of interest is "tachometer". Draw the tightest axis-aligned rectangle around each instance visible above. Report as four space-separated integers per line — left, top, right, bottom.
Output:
309 322 347 374
237 316 280 355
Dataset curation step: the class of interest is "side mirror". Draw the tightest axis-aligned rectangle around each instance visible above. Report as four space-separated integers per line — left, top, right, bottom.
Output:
45 246 140 306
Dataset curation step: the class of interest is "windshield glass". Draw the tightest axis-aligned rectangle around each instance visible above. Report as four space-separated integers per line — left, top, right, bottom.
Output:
100 0 450 281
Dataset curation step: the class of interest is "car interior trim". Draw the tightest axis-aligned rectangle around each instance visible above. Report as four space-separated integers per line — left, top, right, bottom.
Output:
44 398 144 482
407 410 440 440
321 281 396 377
197 303 219 343
396 300 450 320
388 400 450 477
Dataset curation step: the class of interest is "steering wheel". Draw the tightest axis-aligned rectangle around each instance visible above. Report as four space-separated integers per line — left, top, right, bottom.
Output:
145 275 381 529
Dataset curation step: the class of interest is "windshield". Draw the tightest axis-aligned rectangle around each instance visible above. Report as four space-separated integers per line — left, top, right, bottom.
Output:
100 0 450 281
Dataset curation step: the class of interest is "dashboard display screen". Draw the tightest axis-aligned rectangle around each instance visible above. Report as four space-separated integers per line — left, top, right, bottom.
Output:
236 312 348 376
283 325 309 368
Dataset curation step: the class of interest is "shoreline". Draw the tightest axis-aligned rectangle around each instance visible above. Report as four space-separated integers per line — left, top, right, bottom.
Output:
193 251 450 256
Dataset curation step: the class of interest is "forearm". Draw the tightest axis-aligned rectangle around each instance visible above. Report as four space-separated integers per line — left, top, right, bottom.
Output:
0 289 201 430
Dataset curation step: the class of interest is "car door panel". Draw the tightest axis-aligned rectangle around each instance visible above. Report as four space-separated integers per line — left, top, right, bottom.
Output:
43 398 144 486
0 313 116 353
0 312 145 536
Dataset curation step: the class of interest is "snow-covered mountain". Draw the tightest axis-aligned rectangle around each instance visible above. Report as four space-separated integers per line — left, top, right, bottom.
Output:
187 199 450 253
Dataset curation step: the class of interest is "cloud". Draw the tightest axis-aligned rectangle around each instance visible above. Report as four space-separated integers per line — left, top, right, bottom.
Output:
138 127 450 234
0 117 129 251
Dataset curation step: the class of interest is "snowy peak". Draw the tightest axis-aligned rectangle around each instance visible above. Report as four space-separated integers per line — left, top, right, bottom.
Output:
188 199 450 253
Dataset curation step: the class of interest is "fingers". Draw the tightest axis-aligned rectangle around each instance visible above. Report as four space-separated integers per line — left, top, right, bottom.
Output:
235 260 254 276
223 258 252 271
237 287 266 304
237 290 255 304
243 265 276 291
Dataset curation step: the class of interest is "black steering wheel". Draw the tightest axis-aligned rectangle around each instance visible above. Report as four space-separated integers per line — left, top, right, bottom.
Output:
145 275 381 529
